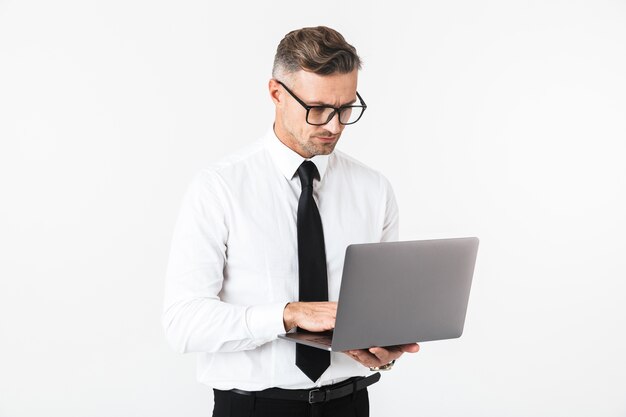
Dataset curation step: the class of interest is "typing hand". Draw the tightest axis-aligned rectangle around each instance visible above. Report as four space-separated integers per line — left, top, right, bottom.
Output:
283 301 337 332
344 343 420 368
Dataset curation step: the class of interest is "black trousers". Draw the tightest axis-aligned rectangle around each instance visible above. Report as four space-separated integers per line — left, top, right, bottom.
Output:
212 387 369 417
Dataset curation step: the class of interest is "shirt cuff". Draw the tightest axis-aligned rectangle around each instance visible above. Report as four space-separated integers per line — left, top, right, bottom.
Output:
245 301 290 344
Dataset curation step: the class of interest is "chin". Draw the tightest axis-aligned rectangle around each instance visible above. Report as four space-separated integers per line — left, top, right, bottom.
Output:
314 144 337 156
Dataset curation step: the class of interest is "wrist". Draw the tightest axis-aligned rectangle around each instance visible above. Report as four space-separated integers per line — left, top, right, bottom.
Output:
369 359 396 371
283 302 297 331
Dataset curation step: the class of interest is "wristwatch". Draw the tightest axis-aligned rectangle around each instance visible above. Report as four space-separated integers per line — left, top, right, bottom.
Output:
369 359 395 371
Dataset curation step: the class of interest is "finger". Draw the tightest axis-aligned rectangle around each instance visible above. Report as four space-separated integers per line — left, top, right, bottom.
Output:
368 347 394 362
368 347 385 357
345 350 363 359
371 347 407 364
399 343 420 353
346 351 370 366
352 349 380 366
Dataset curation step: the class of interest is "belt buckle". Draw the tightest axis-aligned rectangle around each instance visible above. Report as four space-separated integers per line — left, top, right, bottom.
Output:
308 388 326 404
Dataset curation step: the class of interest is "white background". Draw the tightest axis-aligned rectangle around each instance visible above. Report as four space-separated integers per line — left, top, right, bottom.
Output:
1 1 625 416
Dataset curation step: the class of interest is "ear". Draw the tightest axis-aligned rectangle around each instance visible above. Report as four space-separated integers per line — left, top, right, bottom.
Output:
268 79 282 105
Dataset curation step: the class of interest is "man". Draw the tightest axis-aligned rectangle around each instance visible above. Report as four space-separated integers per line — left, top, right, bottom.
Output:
163 26 420 417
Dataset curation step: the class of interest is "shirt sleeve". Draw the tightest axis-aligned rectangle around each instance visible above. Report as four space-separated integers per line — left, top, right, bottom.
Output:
162 170 288 354
380 175 399 242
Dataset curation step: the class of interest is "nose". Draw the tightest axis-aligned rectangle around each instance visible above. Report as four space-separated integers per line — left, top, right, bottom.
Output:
324 112 342 134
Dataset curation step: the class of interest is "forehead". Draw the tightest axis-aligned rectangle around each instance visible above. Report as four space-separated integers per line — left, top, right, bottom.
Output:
290 69 358 106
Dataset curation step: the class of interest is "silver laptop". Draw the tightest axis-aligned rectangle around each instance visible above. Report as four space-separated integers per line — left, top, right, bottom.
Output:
278 237 479 351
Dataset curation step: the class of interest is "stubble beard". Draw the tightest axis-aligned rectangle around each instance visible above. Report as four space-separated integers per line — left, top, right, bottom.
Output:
301 139 336 157
297 130 341 157
281 119 340 157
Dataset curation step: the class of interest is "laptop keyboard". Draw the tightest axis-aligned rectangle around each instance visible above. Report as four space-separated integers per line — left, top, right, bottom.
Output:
296 333 333 346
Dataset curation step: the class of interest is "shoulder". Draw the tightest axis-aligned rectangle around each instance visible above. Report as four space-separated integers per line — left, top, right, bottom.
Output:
194 137 269 186
330 149 394 191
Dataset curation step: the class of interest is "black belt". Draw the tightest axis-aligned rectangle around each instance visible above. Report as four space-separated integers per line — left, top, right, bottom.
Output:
226 372 381 405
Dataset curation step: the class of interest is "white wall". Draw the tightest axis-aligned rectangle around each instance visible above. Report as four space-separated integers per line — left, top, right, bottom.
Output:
1 1 625 416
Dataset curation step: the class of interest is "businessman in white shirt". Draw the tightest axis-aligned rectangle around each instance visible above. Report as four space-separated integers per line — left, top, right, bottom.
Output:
163 26 420 417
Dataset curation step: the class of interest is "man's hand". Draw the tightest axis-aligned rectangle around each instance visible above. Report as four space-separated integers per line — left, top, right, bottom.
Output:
283 301 337 332
344 343 420 368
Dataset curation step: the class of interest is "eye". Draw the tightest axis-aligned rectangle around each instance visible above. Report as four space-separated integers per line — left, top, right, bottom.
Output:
309 107 328 117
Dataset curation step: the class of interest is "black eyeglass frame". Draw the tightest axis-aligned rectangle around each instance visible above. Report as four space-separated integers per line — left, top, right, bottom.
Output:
276 80 367 126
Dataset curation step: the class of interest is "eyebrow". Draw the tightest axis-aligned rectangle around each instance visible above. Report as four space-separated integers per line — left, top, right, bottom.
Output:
308 98 358 107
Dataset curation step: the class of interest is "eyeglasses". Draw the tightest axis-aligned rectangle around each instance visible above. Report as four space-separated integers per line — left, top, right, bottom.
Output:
276 80 367 126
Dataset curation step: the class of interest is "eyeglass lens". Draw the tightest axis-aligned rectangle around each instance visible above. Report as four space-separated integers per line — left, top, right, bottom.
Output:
307 106 363 125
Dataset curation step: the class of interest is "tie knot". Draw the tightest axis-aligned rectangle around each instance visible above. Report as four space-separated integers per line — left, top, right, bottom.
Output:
297 161 318 189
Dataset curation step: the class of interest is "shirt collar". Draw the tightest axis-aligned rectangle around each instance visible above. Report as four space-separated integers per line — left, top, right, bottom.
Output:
264 126 330 182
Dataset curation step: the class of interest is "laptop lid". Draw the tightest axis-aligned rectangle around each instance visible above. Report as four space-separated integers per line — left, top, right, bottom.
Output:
328 237 479 351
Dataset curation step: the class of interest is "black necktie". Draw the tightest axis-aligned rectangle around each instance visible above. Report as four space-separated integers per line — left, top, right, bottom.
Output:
295 161 331 382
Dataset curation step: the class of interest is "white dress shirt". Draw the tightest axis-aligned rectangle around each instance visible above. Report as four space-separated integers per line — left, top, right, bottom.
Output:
162 127 399 391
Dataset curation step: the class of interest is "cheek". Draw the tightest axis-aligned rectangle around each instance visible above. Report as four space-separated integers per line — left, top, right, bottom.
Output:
288 110 311 138
301 124 316 138
285 107 303 131
302 121 315 138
